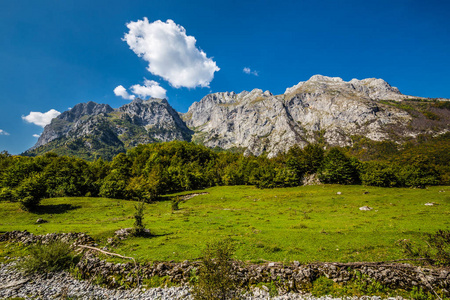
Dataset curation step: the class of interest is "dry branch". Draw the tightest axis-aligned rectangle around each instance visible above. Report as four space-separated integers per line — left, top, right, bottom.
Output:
77 245 136 266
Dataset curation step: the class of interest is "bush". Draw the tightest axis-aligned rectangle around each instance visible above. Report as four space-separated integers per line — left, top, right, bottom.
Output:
361 162 398 187
99 172 128 199
14 173 47 211
132 201 148 236
126 175 158 202
318 148 360 184
398 230 450 266
171 197 180 212
0 187 14 202
17 240 77 274
397 157 440 187
192 239 241 300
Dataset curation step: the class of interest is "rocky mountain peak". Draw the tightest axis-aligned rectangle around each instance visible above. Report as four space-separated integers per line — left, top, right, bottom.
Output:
58 101 114 123
309 75 345 83
27 75 448 160
117 97 192 139
184 75 449 158
285 75 404 101
28 97 193 158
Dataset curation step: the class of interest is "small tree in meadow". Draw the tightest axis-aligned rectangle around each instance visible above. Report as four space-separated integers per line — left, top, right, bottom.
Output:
192 239 241 300
132 201 147 236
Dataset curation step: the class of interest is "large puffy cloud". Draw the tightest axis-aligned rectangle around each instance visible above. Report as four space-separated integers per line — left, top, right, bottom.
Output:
130 79 167 99
114 85 135 100
123 18 220 88
22 109 61 127
0 129 9 136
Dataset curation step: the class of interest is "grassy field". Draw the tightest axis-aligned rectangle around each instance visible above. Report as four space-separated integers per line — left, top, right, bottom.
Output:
1 185 449 263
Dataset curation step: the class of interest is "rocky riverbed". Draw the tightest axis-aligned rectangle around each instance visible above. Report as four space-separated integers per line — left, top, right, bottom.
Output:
0 262 403 300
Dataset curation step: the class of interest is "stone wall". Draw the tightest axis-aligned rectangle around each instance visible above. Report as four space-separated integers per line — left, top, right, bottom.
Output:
2 231 449 296
75 255 449 295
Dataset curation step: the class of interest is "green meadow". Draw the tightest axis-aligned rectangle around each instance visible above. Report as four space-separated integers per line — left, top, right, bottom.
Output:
1 185 449 263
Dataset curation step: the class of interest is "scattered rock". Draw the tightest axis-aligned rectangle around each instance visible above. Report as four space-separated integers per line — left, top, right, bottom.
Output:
363 191 369 194
359 206 373 211
302 173 322 186
36 218 47 224
114 228 133 240
179 192 208 201
114 228 151 240
424 202 436 206
336 191 342 195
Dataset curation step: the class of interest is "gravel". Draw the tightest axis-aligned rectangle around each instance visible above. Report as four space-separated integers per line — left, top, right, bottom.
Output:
0 262 403 299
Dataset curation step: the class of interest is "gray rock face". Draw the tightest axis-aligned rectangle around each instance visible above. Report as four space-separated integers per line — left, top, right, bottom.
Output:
118 98 192 142
28 75 449 158
33 102 114 149
284 75 404 100
59 101 114 123
29 98 192 155
184 75 417 157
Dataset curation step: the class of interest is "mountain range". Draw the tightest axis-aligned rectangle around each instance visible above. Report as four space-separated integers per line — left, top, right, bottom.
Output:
25 75 450 160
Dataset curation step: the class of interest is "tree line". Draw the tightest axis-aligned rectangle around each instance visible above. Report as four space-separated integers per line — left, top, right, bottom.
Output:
0 134 448 211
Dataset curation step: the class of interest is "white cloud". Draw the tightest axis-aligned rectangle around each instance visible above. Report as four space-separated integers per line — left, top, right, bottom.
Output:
114 85 135 100
0 129 9 136
123 18 220 88
243 67 258 76
130 79 167 99
22 109 61 127
114 79 167 100
33 134 40 138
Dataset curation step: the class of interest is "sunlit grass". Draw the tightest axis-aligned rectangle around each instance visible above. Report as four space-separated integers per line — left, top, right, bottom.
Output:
1 185 449 263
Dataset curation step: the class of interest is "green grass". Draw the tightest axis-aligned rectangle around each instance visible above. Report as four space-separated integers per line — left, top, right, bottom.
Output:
1 185 449 263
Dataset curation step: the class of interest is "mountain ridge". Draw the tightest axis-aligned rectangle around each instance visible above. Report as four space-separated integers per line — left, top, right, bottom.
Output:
25 75 450 159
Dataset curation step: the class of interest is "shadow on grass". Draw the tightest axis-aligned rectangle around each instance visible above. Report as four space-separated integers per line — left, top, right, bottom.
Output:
34 204 81 215
134 231 172 239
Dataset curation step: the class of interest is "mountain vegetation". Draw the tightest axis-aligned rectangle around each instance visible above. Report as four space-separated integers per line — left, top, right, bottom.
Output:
2 132 449 211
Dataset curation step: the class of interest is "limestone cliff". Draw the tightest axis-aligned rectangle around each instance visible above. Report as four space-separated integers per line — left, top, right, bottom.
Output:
26 75 449 159
26 98 192 160
183 75 448 157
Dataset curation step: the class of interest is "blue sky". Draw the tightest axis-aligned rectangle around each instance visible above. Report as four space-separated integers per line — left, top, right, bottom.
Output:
1 0 449 154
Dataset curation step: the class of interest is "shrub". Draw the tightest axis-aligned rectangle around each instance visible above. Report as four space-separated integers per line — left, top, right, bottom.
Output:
318 148 360 184
311 276 336 297
253 164 277 188
397 157 440 187
17 240 77 274
192 239 241 300
422 111 440 121
14 173 47 211
427 230 450 266
398 230 450 266
171 197 180 212
361 161 398 187
132 201 148 236
0 187 13 202
99 172 128 199
126 175 158 202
